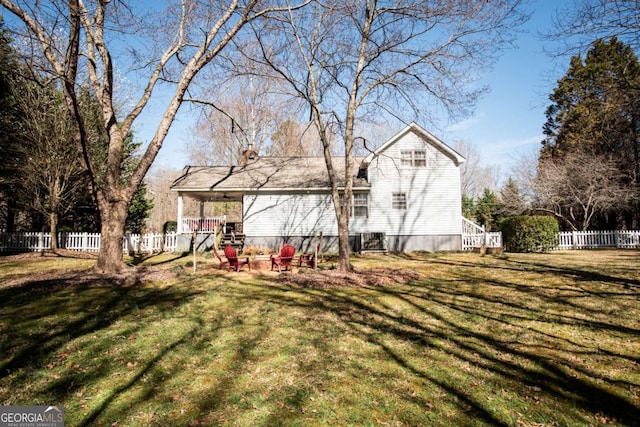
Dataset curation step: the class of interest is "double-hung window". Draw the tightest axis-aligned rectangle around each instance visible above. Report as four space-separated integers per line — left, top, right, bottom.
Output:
392 193 407 210
400 150 426 167
338 193 369 218
353 193 368 218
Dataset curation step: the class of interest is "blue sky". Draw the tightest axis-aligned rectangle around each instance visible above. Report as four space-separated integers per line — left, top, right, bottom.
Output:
442 1 563 176
150 1 565 177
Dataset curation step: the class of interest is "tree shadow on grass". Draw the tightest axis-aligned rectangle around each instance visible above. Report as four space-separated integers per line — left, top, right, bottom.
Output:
222 266 640 426
428 252 640 290
368 283 640 426
0 267 280 426
128 251 191 266
3 254 639 426
0 269 207 397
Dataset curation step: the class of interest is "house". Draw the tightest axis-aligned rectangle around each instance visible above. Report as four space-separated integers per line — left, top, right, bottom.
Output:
170 122 466 252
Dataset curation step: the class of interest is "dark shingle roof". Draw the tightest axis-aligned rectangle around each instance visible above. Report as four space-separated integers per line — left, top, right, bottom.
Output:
171 157 369 192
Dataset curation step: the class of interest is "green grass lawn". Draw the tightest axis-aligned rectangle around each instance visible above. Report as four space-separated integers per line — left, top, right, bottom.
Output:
1 250 639 426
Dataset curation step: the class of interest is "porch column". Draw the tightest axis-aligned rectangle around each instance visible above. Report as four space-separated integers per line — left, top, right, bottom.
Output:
177 194 184 234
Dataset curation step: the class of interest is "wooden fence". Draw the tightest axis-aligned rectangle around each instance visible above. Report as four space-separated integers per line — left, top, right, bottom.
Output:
557 230 640 249
0 232 178 254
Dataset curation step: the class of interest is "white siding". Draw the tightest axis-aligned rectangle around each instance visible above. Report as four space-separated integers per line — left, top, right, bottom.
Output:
241 128 464 251
359 131 462 237
243 192 338 237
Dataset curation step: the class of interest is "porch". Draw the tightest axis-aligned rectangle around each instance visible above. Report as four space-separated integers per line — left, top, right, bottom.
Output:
179 216 227 234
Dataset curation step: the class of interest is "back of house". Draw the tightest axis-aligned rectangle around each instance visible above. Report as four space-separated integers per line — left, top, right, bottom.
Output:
170 122 466 253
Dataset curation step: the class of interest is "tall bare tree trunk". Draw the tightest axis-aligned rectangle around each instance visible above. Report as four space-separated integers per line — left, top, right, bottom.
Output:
94 200 129 274
49 212 58 250
336 210 350 271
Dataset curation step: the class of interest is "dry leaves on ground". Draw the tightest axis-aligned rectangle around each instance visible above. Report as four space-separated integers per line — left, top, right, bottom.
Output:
276 268 423 288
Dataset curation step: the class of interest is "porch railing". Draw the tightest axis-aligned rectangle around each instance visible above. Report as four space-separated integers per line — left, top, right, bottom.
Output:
180 216 226 234
462 217 503 250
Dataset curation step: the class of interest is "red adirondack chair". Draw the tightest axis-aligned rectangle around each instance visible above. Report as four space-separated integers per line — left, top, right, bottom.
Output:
270 244 296 272
223 245 250 272
212 245 229 270
297 244 320 269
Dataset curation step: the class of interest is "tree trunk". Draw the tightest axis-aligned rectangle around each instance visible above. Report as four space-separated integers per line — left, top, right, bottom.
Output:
6 198 16 233
337 209 350 271
94 200 129 274
49 212 59 250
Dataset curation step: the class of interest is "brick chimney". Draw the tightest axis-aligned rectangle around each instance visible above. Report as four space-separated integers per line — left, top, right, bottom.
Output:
240 145 258 166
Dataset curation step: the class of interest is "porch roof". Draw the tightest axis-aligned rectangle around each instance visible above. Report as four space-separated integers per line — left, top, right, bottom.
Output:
170 156 370 193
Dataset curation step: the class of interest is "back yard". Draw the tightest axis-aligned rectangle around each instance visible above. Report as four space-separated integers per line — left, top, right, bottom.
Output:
0 250 638 426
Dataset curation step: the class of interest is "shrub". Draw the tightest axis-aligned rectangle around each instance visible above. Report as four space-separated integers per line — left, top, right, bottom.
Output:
499 215 559 253
163 221 177 233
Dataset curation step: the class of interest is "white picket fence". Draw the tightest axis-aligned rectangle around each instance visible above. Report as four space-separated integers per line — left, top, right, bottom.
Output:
557 230 640 249
0 232 178 254
462 217 503 250
462 232 503 251
2 229 639 254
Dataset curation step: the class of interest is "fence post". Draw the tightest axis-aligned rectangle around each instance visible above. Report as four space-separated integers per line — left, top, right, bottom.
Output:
572 231 578 250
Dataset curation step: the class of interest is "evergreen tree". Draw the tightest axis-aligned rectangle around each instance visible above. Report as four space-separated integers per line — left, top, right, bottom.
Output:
475 189 502 232
541 37 640 228
126 183 153 234
461 194 475 220
0 19 26 231
12 79 85 247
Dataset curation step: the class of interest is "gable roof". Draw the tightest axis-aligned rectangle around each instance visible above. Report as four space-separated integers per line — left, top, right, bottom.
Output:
363 122 466 166
171 156 370 194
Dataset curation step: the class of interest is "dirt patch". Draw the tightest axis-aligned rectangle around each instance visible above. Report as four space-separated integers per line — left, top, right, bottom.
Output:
276 267 423 289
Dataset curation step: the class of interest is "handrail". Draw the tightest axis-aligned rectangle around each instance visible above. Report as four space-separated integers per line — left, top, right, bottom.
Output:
180 216 226 233
462 217 485 235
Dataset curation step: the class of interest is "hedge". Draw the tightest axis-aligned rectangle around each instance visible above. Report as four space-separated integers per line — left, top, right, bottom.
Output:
499 215 559 252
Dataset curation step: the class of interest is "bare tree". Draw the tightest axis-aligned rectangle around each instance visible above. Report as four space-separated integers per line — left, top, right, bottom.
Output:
453 140 499 199
0 0 307 273
248 0 527 270
267 119 324 157
546 0 640 55
144 167 180 233
188 72 294 165
533 151 638 231
498 177 528 217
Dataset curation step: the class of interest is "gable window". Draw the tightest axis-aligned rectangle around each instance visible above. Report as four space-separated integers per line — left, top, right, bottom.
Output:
392 193 407 210
353 193 368 218
400 150 426 167
401 150 413 166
